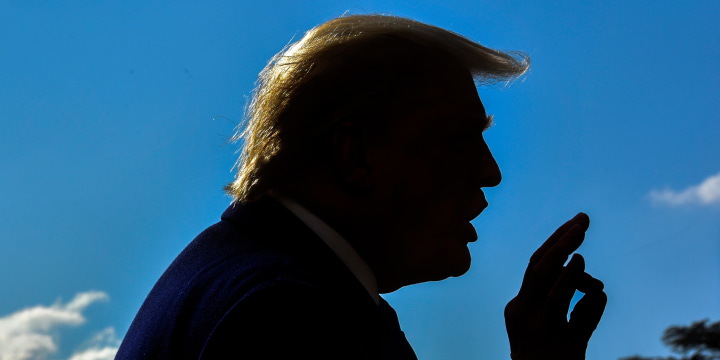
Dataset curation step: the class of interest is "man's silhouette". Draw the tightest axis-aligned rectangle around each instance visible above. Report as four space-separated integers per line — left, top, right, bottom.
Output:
116 14 607 359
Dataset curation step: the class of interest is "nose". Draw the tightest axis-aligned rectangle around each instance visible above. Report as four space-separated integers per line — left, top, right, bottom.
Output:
475 138 502 188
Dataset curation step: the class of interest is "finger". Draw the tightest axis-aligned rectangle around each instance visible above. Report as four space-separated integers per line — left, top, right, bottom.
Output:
577 272 604 294
568 290 607 345
529 212 589 267
519 224 587 300
546 253 584 319
537 223 587 270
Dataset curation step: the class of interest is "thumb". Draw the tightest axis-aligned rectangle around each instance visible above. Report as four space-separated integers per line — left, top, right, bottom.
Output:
568 290 607 345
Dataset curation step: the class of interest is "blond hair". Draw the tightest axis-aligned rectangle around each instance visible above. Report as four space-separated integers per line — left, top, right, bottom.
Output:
225 14 529 202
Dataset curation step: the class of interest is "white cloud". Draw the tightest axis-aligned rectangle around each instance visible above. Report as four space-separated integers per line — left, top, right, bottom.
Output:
68 327 120 360
68 346 118 360
0 291 119 360
649 172 720 206
69 346 117 360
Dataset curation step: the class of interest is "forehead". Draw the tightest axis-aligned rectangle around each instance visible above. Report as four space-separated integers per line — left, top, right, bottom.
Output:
388 69 489 141
422 72 486 124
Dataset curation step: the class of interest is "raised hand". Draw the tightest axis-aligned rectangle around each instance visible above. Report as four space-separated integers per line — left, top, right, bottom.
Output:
504 213 607 360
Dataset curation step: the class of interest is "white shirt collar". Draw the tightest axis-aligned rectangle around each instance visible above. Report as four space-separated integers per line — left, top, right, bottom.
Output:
269 191 380 305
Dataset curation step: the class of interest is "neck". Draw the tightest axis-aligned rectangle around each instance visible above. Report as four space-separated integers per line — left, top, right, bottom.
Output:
276 174 406 293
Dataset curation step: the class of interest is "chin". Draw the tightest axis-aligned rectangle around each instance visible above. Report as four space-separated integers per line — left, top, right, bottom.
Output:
390 248 473 290
447 259 472 278
448 242 472 272
395 263 469 290
427 250 473 281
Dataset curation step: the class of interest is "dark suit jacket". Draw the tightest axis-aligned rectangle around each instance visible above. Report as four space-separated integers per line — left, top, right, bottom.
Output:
115 196 417 359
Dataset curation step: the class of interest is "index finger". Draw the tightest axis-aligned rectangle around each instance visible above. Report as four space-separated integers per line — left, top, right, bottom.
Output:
518 214 590 300
528 212 589 267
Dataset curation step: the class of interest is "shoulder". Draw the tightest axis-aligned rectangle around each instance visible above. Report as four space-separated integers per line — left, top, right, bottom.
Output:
200 281 381 360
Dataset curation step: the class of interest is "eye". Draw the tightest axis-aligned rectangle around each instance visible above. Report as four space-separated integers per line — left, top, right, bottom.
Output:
447 133 477 152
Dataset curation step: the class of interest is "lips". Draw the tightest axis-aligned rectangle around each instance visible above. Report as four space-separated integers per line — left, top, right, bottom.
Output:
461 221 479 242
458 192 488 243
464 192 489 222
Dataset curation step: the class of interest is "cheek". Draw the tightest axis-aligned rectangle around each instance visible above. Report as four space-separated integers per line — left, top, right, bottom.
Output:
380 153 468 236
389 161 467 230
393 181 454 228
389 190 464 261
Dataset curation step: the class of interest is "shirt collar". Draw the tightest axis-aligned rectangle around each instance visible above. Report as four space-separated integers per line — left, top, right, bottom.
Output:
269 190 380 305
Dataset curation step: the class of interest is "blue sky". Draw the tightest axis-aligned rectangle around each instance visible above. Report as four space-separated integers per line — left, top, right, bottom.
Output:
1 1 718 359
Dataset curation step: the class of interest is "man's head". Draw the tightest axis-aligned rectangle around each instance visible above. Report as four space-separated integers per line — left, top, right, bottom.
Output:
226 14 528 291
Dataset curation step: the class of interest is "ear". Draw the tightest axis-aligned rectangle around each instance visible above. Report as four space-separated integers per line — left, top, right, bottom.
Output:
331 121 374 191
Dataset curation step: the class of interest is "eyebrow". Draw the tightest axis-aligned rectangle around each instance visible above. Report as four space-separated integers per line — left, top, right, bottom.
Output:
482 114 494 131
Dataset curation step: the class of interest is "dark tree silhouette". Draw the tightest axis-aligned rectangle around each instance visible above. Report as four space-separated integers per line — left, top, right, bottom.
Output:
620 319 720 360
